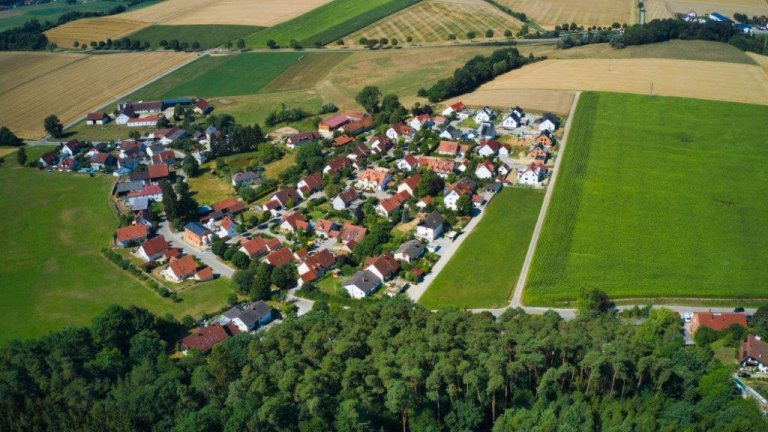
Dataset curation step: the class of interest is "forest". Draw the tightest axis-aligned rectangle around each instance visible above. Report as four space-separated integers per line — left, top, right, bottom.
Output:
0 292 764 431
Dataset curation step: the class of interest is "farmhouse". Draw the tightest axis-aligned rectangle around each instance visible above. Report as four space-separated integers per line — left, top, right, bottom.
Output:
115 104 136 125
153 128 187 145
115 224 149 247
333 188 359 210
162 255 198 282
416 211 444 241
183 222 213 248
57 157 78 172
318 113 352 136
137 235 168 261
297 172 323 199
286 132 321 149
690 312 747 334
740 335 768 372
60 140 84 157
442 101 466 117
341 116 374 135
90 152 115 170
193 99 211 116
220 301 273 332
333 135 355 147
179 323 239 354
151 150 176 166
86 112 109 126
342 269 382 299
126 184 163 204
133 101 163 114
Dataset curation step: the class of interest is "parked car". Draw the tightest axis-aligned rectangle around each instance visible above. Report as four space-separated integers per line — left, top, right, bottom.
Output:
734 307 745 313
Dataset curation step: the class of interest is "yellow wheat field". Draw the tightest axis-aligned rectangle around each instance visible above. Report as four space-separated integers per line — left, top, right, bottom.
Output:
497 0 638 28
347 0 522 44
0 51 85 94
46 0 330 48
0 51 194 139
471 58 768 106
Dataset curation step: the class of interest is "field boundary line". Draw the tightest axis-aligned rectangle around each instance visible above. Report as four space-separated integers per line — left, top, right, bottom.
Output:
0 55 89 95
509 90 581 308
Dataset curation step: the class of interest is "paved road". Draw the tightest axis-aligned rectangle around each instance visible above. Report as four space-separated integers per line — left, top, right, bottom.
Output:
158 219 236 278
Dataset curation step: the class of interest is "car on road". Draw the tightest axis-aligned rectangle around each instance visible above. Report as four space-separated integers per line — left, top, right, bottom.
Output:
734 307 745 313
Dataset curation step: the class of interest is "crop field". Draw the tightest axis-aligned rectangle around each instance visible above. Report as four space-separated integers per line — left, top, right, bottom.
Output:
346 0 522 44
0 51 84 94
46 0 328 48
0 161 231 342
246 0 421 47
541 40 758 65
0 0 161 32
524 92 768 305
125 25 264 50
263 52 351 92
653 0 768 18
476 58 768 106
454 88 576 115
420 189 544 309
0 51 193 139
213 91 325 128
497 0 639 28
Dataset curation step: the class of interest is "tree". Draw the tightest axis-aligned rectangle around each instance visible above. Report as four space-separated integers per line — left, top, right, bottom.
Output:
266 39 278 49
251 262 272 300
466 31 477 42
355 86 382 113
576 288 613 316
73 40 79 48
379 37 389 47
159 180 179 221
406 35 413 43
295 142 325 172
16 147 26 166
455 194 472 216
156 116 170 128
391 38 398 47
233 269 255 294
192 41 200 50
485 29 494 39
0 126 22 146
236 38 245 49
43 115 63 138
504 29 512 39
270 264 296 290
182 154 199 178
231 251 250 269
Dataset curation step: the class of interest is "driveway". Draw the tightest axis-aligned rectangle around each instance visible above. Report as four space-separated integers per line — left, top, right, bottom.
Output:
158 219 235 278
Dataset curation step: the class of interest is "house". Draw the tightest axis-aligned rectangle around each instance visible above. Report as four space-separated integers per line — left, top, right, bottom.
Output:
286 132 321 149
221 301 272 332
216 216 238 239
366 253 400 282
195 267 214 281
416 195 433 210
333 188 359 210
444 178 476 211
148 164 170 182
127 116 159 128
119 140 141 160
377 190 411 218
323 156 353 176
318 113 352 136
231 171 261 188
115 104 136 125
386 124 416 141
297 249 336 280
409 114 433 130
183 222 213 248
442 101 466 116
439 125 464 141
417 156 455 177
498 163 511 177
151 150 176 166
333 135 355 147
474 106 495 124
342 269 382 299
86 112 109 126
179 323 239 354
341 116 374 135
357 168 392 191
193 98 212 115
90 152 115 170
690 312 747 334
740 335 768 372
499 144 511 158
269 188 301 209
239 236 270 259
536 130 556 148
163 255 198 282
212 197 246 215
115 180 145 195
437 140 460 157
394 240 425 263
314 219 340 238
280 212 310 233
137 235 168 261
477 122 496 140
397 153 419 172
477 140 501 157
475 161 496 179
416 211 445 241
60 140 84 157
517 162 548 186
297 172 323 199
398 175 420 197
368 135 393 154
57 157 78 172
347 143 370 161
264 247 295 267
153 128 187 145
115 224 149 247
538 115 559 132
126 184 163 204
709 12 729 22
528 143 549 161
340 222 367 247
133 101 163 113
501 112 523 129
131 197 150 214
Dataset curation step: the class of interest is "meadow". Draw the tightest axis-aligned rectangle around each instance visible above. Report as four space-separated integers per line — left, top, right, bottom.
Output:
125 24 264 50
419 188 544 309
524 92 768 305
0 158 231 342
245 0 421 47
0 0 161 32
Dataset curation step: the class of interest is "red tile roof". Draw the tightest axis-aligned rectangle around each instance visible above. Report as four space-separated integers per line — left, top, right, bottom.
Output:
368 253 400 280
169 255 197 278
140 235 167 256
379 190 411 214
340 222 366 244
300 172 324 191
180 323 239 353
302 249 336 272
282 212 309 231
333 135 355 147
240 237 268 257
195 266 214 281
741 334 768 365
450 101 466 112
115 224 148 242
692 312 747 332
212 197 245 214
148 164 169 179
127 184 162 198
87 112 107 121
437 141 459 155
320 113 351 130
417 156 454 174
265 247 294 267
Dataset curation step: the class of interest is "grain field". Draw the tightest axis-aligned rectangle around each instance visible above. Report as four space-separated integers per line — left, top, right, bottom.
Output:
0 51 84 94
498 0 637 28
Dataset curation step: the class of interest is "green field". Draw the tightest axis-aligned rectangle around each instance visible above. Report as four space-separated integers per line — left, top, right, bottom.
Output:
57 120 153 142
0 159 232 341
525 92 768 305
419 188 544 309
127 52 302 99
0 0 161 32
126 24 264 50
245 0 420 48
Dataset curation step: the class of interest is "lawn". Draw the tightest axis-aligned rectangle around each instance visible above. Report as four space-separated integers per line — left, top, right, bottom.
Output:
126 24 264 50
213 90 325 131
525 92 768 305
0 161 232 342
187 167 236 205
245 0 420 47
419 188 544 309
58 120 153 142
127 52 303 99
0 0 162 32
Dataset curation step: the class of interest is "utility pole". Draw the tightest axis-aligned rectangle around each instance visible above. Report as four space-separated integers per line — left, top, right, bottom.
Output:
650 82 654 95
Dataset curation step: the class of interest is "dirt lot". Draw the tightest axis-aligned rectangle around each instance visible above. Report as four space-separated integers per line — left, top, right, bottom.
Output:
0 51 194 139
476 58 768 106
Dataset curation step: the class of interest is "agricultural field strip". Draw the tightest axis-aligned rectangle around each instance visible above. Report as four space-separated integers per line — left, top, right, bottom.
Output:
0 52 86 94
497 0 641 27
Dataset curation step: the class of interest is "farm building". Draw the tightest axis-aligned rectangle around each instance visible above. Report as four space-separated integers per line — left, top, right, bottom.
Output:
86 112 109 126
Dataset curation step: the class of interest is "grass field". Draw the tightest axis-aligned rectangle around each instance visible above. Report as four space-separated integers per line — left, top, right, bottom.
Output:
245 0 421 47
58 120 153 142
419 188 544 308
125 24 264 49
0 161 231 342
187 167 236 204
0 0 162 32
263 52 351 92
524 92 768 305
213 91 325 130
346 0 522 45
542 40 758 65
0 51 193 139
497 0 638 28
475 57 768 107
127 52 302 99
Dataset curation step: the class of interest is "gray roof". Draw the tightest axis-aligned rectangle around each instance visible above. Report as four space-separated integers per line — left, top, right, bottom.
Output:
232 171 260 183
222 301 271 327
342 269 381 295
420 211 445 230
131 197 149 211
116 180 145 194
396 240 425 259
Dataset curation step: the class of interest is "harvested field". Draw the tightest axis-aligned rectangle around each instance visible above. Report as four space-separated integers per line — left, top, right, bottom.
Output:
478 58 768 106
498 0 637 28
46 0 328 48
346 0 522 44
451 89 575 115
0 51 84 94
657 0 768 18
0 51 194 139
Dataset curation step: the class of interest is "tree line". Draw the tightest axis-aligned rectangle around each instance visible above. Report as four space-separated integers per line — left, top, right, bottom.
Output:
418 47 542 102
0 291 764 431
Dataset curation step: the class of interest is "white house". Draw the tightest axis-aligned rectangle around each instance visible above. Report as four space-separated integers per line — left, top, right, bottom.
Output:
137 235 168 262
416 211 445 241
474 106 495 124
476 140 500 157
517 163 548 185
397 154 419 172
333 188 359 211
409 114 433 130
740 334 768 373
539 118 557 132
502 112 523 129
474 161 495 179
342 269 382 299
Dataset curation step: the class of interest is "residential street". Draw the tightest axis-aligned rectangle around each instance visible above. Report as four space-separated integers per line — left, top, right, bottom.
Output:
158 219 235 278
